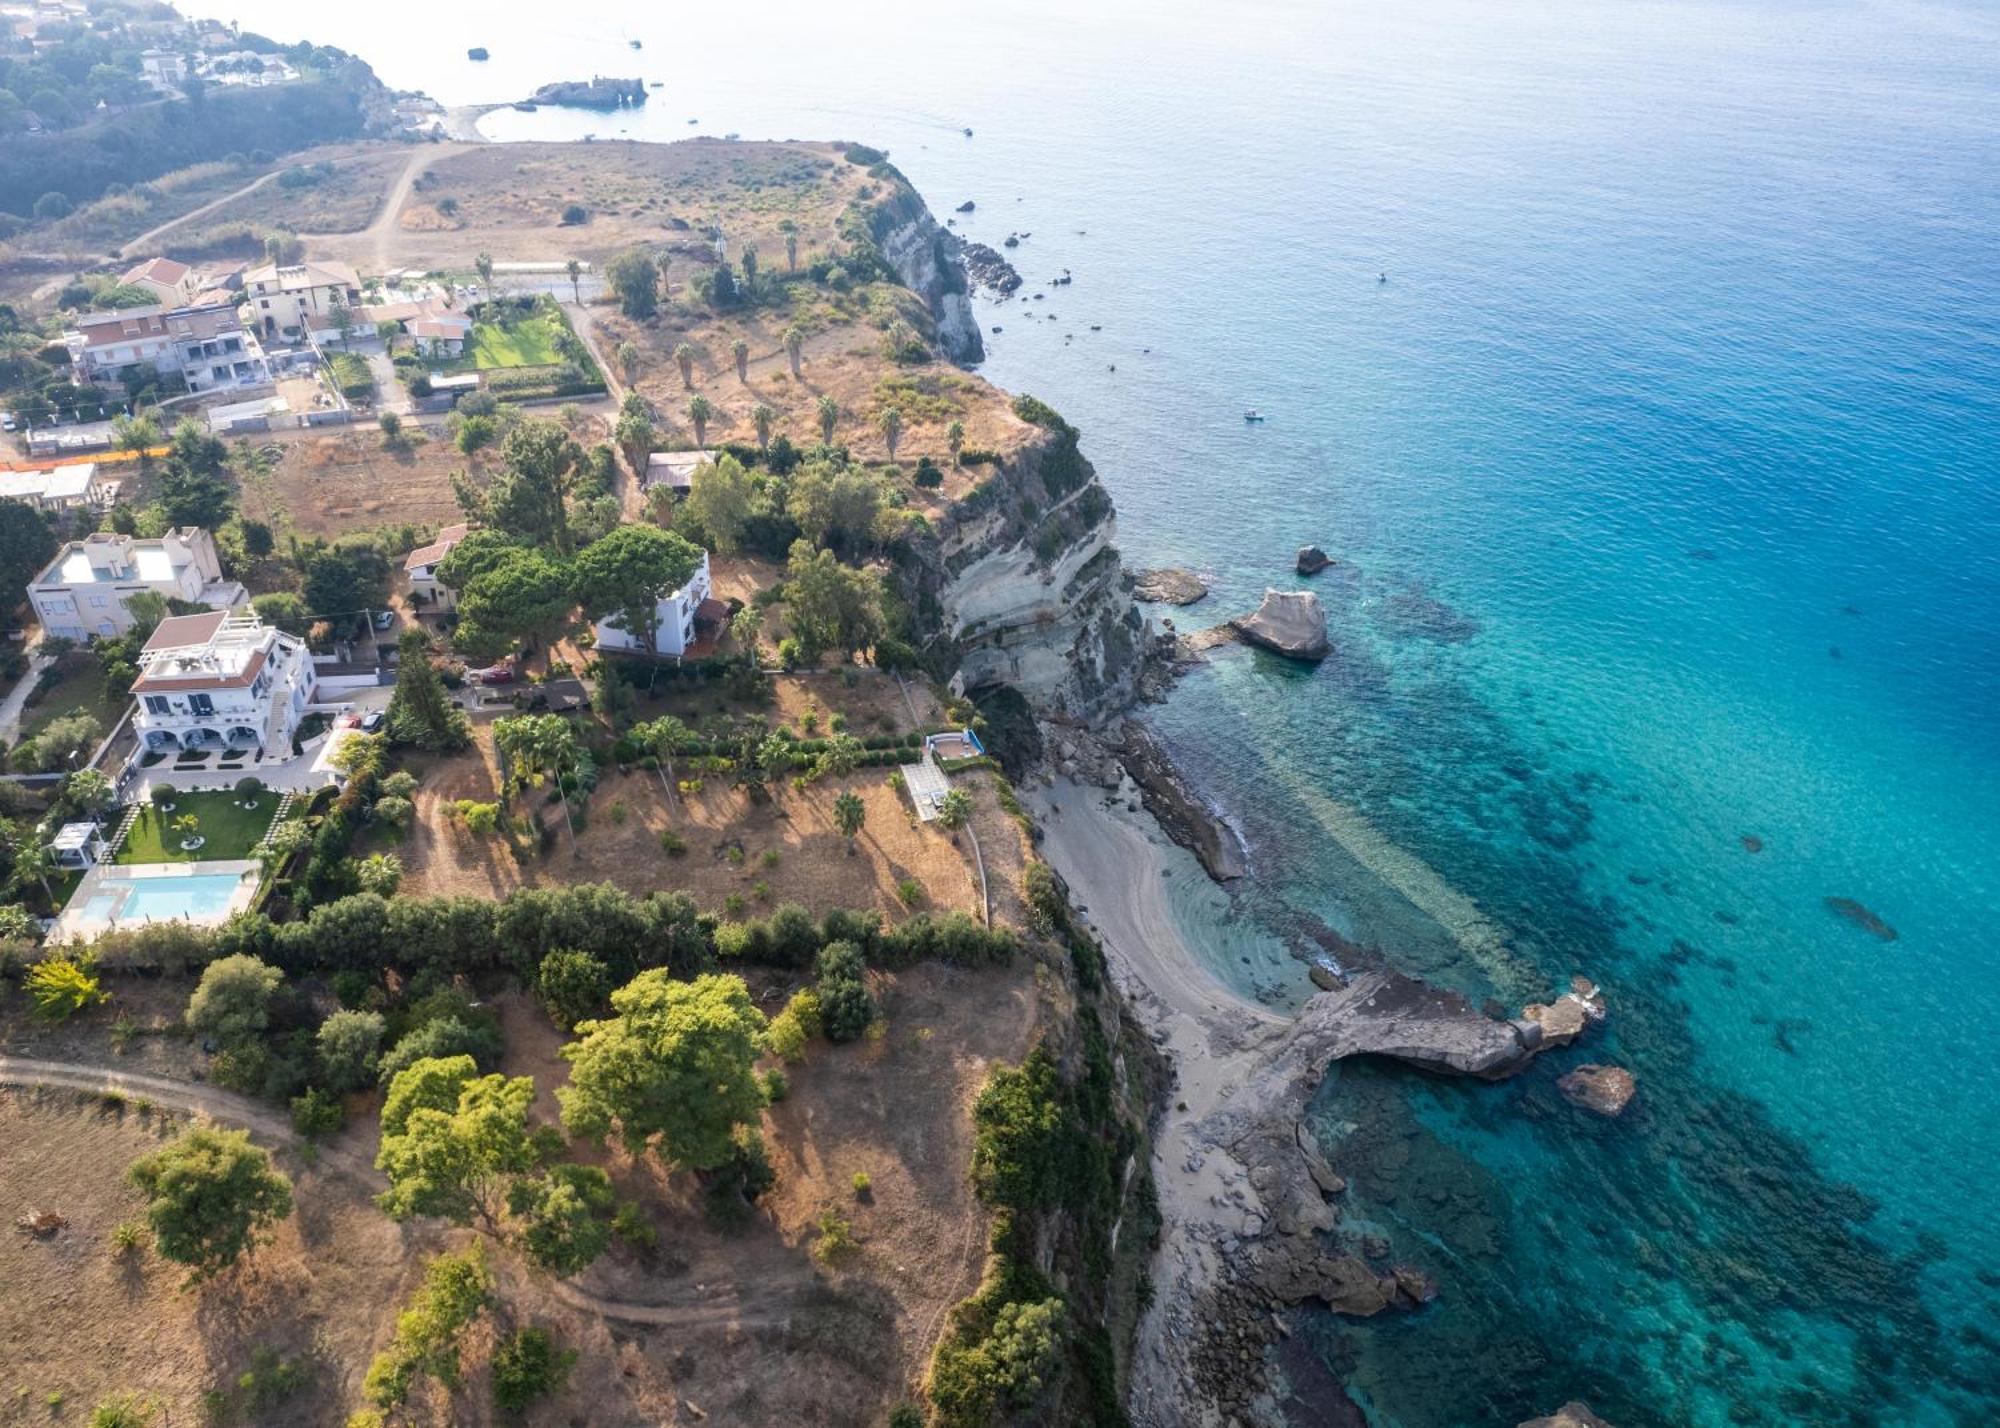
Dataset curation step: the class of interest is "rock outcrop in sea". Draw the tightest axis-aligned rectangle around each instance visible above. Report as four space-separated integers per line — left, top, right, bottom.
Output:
1133 567 1209 605
1231 588 1330 660
1558 1064 1637 1117
1297 544 1333 575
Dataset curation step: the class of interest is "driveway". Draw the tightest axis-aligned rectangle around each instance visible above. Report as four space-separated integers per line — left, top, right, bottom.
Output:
0 650 53 744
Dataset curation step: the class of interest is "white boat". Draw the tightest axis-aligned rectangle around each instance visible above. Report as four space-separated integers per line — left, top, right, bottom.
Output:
1243 409 1266 422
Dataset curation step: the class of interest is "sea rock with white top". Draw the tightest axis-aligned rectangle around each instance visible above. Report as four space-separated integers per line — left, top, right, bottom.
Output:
1558 1064 1637 1117
1230 588 1329 661
1297 544 1333 575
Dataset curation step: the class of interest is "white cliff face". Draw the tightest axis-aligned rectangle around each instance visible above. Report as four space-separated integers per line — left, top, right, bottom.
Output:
917 426 1150 725
858 178 986 365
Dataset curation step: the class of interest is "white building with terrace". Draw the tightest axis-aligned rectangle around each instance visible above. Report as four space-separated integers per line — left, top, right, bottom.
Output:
131 611 317 760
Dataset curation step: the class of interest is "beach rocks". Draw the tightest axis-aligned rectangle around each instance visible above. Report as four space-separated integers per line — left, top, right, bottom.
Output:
1132 567 1209 605
1230 588 1330 661
1520 1404 1617 1428
1115 723 1249 881
1292 969 1541 1079
1558 1064 1637 1118
1297 544 1333 575
1826 896 1897 941
1521 976 1607 1048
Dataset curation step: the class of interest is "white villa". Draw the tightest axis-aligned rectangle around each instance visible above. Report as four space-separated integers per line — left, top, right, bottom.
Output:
242 259 362 343
131 611 317 758
64 303 272 395
29 529 245 642
403 521 471 611
0 462 115 512
592 550 726 660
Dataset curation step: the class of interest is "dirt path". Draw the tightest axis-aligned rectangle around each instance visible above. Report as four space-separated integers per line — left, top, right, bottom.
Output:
26 168 287 300
0 1052 794 1331
344 143 464 274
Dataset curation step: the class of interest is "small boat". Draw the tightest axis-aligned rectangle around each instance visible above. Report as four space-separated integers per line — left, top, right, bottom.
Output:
963 126 974 137
466 47 489 61
629 39 642 50
1243 409 1266 423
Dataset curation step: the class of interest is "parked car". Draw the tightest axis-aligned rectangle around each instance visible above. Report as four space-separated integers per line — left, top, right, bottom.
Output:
371 609 395 630
475 661 516 685
359 710 385 733
0 412 15 432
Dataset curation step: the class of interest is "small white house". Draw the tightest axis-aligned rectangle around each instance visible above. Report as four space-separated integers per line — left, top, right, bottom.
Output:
404 522 471 611
592 550 723 659
49 822 111 869
0 463 115 512
131 611 318 758
30 528 244 642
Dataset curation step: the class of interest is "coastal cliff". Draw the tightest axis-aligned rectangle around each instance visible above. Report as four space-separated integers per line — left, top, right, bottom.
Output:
902 404 1152 727
852 160 987 365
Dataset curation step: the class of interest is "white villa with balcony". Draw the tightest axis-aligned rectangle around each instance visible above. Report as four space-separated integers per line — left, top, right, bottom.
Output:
65 303 272 395
242 259 362 343
592 550 727 659
131 611 317 758
29 529 245 642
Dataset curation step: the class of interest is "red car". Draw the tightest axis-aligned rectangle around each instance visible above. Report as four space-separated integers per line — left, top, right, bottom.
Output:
475 661 517 685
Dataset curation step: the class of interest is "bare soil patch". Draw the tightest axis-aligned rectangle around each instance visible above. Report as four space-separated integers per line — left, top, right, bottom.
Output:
181 147 416 241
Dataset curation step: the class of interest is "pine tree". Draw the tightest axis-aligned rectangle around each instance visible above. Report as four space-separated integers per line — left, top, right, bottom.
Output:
388 628 472 752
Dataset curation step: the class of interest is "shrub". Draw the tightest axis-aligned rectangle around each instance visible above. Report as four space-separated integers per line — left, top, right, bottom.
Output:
852 1171 871 1196
537 947 612 1031
290 1086 345 1138
761 1067 789 1102
127 1126 293 1283
363 1248 492 1408
559 203 588 226
491 1326 576 1413
812 1207 857 1265
316 1009 386 1092
185 953 283 1046
896 878 925 908
87 1395 155 1428
26 954 108 1020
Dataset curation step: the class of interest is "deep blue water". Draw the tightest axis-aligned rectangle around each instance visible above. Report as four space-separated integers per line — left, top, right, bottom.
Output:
182 0 2000 1421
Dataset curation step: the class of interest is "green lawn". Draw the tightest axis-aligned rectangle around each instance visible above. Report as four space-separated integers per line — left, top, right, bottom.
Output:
117 789 278 865
469 314 563 370
19 655 124 743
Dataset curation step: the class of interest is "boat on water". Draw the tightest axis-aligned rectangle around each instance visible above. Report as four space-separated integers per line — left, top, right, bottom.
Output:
964 126 974 137
1244 409 1267 422
629 39 642 50
467 47 489 61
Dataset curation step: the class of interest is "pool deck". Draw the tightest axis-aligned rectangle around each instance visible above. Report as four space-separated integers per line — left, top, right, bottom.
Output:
48 859 263 946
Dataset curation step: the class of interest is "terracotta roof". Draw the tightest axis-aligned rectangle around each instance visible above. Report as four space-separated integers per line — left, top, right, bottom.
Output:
410 316 471 340
405 522 472 572
140 610 228 652
121 256 191 288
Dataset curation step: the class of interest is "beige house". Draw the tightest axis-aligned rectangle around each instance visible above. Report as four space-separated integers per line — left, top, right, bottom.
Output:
64 304 271 395
404 522 471 611
119 256 198 307
29 529 245 642
242 259 362 343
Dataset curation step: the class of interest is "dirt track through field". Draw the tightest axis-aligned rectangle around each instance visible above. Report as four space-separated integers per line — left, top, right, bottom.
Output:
0 1053 794 1330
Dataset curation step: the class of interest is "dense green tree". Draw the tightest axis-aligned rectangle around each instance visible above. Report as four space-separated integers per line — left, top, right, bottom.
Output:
433 528 524 591
571 524 703 658
484 420 584 554
301 542 392 624
505 1163 615 1276
537 947 612 1032
316 1008 386 1093
682 453 754 554
453 547 575 663
375 1055 538 1231
184 954 283 1047
604 249 659 319
815 940 875 1042
386 627 472 752
127 1127 293 1283
250 591 310 636
788 462 882 557
783 541 884 661
558 972 767 1170
154 419 235 528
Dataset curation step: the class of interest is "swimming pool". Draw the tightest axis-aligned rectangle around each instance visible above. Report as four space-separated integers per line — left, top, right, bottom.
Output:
50 861 262 943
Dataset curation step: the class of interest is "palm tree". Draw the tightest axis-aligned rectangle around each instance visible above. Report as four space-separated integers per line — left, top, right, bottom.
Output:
686 394 712 448
731 339 749 383
565 258 583 304
751 403 774 451
878 406 903 462
783 326 804 378
779 219 799 273
16 837 55 908
936 789 971 833
833 790 865 853
474 252 495 290
741 244 758 288
816 395 838 445
172 812 201 845
674 341 696 387
616 341 639 383
946 420 965 467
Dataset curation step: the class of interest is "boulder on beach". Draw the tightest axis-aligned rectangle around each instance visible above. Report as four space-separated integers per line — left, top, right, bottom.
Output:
1230 588 1329 661
1133 568 1209 605
1520 1403 1617 1428
1558 1064 1636 1118
1297 544 1333 575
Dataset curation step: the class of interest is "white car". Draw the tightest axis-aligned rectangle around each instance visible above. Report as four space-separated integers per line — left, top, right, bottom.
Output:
0 412 16 432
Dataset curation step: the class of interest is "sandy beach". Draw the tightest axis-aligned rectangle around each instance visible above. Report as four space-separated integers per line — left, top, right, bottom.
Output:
1029 776 1296 1425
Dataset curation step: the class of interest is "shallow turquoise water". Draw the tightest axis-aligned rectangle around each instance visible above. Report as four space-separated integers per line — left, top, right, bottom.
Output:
179 0 2000 1420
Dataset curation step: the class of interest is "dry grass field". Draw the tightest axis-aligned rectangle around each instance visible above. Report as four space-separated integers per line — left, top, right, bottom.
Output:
182 147 416 239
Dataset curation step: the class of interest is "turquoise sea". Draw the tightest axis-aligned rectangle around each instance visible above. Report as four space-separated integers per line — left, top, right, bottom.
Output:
182 0 2000 1421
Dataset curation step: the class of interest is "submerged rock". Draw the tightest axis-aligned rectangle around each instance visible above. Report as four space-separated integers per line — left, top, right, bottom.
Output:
1558 1064 1637 1117
1520 1405 1617 1428
1521 976 1607 1048
1133 567 1209 605
1741 833 1764 853
1230 588 1329 661
1826 896 1897 941
1297 544 1333 575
